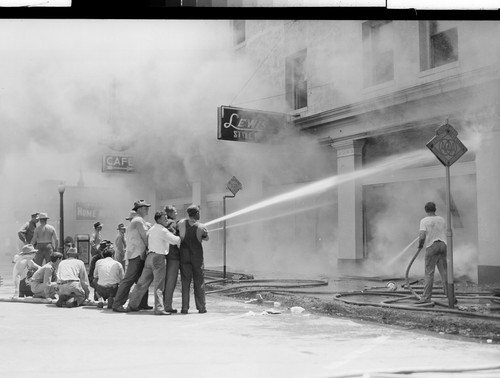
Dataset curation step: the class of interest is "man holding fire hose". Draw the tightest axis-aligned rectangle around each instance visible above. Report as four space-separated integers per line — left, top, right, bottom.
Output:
416 201 448 304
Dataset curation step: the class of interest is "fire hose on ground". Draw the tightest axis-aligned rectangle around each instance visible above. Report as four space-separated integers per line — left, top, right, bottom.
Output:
204 252 500 321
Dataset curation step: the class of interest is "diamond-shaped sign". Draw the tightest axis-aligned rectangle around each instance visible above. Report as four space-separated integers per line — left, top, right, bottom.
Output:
227 176 242 195
426 123 468 167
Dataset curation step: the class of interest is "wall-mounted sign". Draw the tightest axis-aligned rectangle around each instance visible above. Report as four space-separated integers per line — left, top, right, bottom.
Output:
102 155 135 173
217 106 288 143
76 202 106 220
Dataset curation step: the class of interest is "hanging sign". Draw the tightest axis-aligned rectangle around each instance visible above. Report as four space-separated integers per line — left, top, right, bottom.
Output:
218 106 288 143
102 155 135 173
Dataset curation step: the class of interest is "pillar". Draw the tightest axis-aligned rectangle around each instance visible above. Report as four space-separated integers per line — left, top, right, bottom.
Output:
476 120 500 285
191 180 207 222
332 139 366 273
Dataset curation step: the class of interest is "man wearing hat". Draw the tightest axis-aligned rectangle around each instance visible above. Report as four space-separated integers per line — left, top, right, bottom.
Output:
90 221 103 257
178 205 209 314
56 247 90 307
12 244 41 298
17 212 39 245
113 200 152 312
115 223 127 270
30 213 59 267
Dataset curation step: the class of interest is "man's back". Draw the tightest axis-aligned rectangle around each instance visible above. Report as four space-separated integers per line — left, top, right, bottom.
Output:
420 215 446 248
58 258 86 281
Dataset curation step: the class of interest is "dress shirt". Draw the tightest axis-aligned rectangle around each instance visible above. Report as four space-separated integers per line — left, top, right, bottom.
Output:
18 221 37 244
94 257 124 286
31 262 55 284
147 223 180 256
125 216 149 260
57 258 89 287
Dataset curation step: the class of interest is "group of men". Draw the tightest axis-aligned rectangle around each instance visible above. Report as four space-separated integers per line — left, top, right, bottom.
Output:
13 200 210 315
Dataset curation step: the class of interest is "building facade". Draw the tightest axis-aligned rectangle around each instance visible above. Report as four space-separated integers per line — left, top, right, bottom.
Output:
176 19 499 284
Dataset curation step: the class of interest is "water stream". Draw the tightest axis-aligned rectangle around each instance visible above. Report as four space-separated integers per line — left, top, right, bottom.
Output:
205 149 433 227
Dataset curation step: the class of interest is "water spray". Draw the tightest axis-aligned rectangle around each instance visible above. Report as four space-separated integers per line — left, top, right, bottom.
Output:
387 237 419 266
205 149 434 228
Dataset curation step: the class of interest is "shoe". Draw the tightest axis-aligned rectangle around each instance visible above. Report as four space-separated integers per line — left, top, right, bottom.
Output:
165 309 178 313
128 307 139 312
155 310 172 316
97 302 104 309
139 305 153 310
112 306 129 313
55 298 64 308
198 309 207 314
181 309 188 314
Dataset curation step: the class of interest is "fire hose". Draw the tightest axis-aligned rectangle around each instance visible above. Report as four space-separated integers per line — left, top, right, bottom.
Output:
405 247 422 301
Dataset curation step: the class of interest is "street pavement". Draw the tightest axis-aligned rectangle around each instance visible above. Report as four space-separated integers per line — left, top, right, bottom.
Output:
1 282 500 378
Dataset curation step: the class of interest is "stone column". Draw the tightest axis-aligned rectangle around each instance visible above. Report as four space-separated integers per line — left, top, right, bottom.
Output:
476 120 500 285
191 180 207 222
332 139 366 273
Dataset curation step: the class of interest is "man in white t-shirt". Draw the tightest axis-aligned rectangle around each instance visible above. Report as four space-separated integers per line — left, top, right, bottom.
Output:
417 201 448 304
94 245 125 309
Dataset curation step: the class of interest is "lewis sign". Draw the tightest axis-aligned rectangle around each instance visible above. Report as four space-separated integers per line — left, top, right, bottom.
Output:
217 106 288 143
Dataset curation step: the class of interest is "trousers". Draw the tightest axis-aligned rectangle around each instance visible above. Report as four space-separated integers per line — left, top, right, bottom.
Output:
180 262 206 312
422 240 448 301
163 259 180 310
129 253 166 312
34 243 53 266
112 256 149 309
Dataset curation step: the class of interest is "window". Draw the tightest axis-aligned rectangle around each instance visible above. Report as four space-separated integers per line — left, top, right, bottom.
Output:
233 20 245 45
362 21 394 87
286 50 307 110
420 21 458 71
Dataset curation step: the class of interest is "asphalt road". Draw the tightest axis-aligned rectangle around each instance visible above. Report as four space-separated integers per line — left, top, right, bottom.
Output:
1 282 500 378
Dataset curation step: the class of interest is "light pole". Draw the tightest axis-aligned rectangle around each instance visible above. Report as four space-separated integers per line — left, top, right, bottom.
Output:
58 182 66 254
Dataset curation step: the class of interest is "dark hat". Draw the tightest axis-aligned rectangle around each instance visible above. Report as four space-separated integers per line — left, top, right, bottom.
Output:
132 200 151 211
31 212 40 217
38 213 49 219
187 205 200 217
117 223 126 230
99 240 112 248
94 221 103 228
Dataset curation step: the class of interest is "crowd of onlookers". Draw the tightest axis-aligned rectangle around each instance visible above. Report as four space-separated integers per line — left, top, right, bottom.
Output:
12 200 209 315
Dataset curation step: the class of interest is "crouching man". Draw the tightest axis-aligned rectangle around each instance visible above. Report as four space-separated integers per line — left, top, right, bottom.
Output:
31 252 63 299
56 247 90 308
93 244 125 309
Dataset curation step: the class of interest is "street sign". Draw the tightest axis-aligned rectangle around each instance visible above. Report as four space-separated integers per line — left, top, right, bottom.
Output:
227 176 243 195
426 123 468 167
218 106 288 143
426 121 468 309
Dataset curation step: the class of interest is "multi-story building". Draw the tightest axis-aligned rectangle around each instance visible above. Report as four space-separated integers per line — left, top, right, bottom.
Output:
179 20 500 284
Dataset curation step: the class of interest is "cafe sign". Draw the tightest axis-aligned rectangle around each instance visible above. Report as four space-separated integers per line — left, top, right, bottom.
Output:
102 155 135 173
217 106 288 143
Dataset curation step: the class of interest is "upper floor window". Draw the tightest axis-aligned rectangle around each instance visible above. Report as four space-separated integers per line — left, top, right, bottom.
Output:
286 49 307 110
233 20 245 45
419 21 458 71
362 20 394 87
